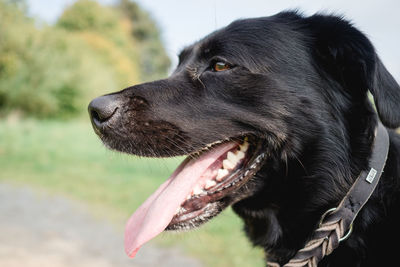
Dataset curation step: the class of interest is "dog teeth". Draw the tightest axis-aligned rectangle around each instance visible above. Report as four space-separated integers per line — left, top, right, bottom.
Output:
235 150 245 160
192 186 203 195
184 138 252 201
211 169 219 177
216 169 229 181
227 151 238 163
227 150 245 164
239 140 249 152
222 159 235 170
204 179 217 189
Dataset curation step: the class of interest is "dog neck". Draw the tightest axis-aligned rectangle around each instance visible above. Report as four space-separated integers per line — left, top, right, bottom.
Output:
233 119 393 266
266 122 389 267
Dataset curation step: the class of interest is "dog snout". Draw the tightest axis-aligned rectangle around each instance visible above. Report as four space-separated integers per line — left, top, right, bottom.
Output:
88 94 121 129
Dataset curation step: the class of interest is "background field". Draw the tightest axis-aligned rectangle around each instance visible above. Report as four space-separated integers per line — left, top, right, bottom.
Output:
0 118 264 267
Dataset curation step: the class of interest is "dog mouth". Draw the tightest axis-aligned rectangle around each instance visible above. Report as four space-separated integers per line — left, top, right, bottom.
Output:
167 137 265 229
124 136 267 258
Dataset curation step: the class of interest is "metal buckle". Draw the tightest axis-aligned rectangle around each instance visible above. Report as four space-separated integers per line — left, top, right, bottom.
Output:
319 207 337 227
339 223 353 242
319 207 353 242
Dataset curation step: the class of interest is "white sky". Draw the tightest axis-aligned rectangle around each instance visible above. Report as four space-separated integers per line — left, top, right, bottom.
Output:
27 0 400 80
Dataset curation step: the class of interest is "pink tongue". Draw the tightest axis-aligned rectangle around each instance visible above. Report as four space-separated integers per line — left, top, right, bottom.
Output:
124 142 237 258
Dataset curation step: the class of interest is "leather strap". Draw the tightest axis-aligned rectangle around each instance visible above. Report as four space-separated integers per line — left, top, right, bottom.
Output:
268 122 390 267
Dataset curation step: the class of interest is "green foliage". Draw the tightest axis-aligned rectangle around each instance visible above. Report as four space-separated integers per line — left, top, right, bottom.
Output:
117 0 171 81
0 9 114 118
0 1 76 117
57 0 171 82
57 0 118 32
57 0 142 89
0 0 170 118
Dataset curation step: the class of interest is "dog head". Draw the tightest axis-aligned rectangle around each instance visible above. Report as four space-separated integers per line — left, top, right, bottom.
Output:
88 11 400 257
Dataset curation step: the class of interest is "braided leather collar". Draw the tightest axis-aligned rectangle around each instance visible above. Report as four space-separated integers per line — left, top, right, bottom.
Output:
268 122 390 267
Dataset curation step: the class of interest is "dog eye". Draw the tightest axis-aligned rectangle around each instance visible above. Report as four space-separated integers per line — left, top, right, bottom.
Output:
213 62 231 72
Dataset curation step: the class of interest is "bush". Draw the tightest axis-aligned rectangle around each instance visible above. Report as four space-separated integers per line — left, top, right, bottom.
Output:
57 0 118 32
0 0 170 118
0 10 116 117
117 0 171 81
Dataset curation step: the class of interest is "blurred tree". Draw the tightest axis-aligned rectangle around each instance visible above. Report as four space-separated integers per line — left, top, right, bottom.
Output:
57 0 118 32
0 0 170 118
57 0 141 89
1 0 27 11
58 0 170 82
0 0 119 118
116 0 171 81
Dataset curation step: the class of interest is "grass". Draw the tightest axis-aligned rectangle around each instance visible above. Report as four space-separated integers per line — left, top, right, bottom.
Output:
0 118 264 267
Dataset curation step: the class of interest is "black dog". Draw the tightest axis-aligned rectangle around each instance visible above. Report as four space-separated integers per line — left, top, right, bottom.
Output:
89 11 400 266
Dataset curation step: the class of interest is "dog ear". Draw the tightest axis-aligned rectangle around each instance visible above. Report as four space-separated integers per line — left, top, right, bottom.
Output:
370 58 400 128
308 14 400 128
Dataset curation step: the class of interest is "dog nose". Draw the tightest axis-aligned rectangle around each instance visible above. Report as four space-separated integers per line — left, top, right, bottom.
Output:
88 95 120 128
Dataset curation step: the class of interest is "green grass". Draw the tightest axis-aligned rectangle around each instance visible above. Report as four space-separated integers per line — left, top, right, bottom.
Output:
0 119 264 267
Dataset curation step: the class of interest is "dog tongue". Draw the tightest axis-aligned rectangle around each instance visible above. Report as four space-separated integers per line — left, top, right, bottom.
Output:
124 142 237 258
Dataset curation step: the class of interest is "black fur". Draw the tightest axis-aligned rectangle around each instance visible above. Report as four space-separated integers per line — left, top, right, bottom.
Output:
89 11 400 266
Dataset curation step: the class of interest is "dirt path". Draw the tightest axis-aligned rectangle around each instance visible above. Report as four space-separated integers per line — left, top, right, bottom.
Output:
0 183 202 267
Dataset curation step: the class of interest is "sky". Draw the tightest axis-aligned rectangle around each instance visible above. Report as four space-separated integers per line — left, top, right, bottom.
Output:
27 0 400 80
